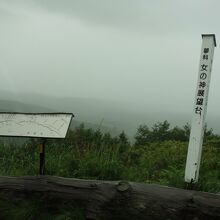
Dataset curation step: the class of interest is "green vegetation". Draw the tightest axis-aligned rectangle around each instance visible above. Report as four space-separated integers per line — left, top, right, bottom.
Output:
0 121 220 219
0 198 85 220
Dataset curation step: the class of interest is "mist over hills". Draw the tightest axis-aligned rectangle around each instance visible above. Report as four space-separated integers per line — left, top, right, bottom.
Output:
0 90 220 139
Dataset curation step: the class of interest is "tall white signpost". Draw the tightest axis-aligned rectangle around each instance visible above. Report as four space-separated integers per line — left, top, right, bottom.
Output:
185 34 217 183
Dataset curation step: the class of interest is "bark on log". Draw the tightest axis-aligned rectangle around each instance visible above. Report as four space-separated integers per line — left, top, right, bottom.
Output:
0 175 219 220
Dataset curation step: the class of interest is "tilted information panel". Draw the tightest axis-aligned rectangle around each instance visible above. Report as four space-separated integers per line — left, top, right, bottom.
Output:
0 113 74 138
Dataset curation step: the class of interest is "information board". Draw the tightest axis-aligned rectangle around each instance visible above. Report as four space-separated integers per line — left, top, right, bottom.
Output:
0 112 74 139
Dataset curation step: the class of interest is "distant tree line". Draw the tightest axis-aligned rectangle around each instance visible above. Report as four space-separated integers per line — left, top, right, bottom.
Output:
64 123 129 151
134 120 217 146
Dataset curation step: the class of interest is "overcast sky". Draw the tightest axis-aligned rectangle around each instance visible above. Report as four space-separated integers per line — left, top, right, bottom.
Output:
1 0 220 116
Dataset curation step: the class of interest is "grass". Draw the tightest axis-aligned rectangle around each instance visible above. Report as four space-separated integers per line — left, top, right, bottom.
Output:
0 138 220 192
0 199 85 220
0 137 220 218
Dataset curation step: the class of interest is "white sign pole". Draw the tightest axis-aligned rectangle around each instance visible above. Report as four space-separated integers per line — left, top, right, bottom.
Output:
185 34 217 183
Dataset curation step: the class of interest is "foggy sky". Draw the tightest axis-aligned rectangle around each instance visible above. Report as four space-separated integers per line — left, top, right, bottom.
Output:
1 0 220 116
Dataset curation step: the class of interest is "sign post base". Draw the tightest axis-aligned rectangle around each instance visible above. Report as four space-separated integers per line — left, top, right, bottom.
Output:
39 139 46 175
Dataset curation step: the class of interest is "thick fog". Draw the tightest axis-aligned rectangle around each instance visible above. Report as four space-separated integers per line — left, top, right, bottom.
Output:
1 0 220 117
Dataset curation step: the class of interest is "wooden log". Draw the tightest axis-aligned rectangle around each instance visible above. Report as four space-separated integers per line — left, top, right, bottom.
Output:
0 175 219 219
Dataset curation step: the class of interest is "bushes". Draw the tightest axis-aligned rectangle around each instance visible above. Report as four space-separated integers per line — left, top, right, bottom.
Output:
0 122 220 193
0 198 85 220
0 122 220 219
134 121 216 146
127 141 188 185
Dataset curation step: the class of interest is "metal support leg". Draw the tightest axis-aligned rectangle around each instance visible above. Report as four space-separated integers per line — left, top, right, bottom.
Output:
39 139 46 175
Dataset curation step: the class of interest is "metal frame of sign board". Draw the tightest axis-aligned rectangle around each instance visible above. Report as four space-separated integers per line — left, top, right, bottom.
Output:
0 112 74 175
0 112 74 139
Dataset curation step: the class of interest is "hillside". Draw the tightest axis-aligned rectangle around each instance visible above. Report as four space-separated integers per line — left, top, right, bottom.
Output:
0 90 220 137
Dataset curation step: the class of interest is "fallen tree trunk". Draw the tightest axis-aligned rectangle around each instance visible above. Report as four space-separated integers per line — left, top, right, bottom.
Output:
0 176 219 220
